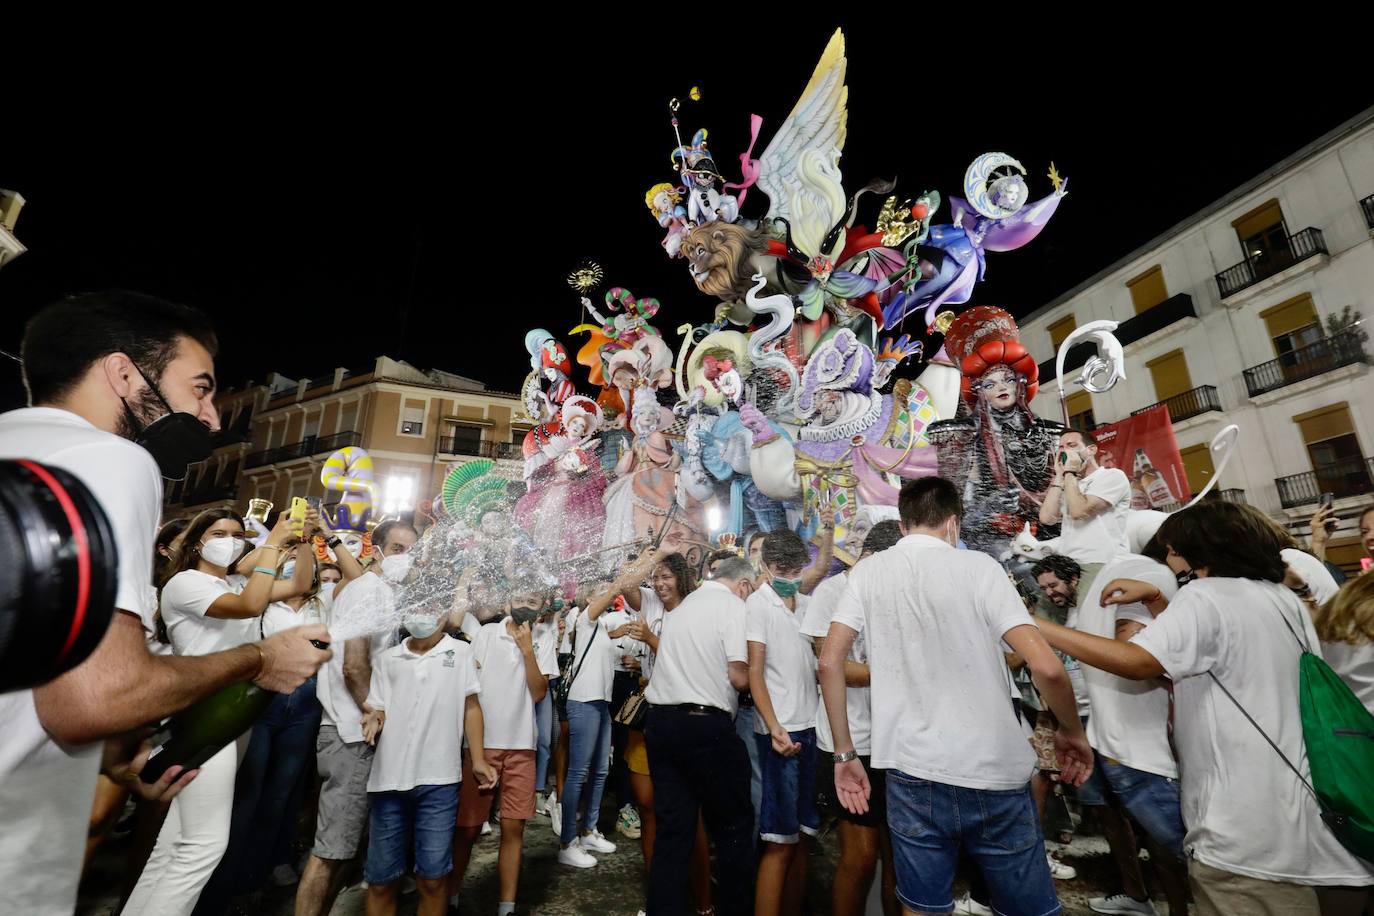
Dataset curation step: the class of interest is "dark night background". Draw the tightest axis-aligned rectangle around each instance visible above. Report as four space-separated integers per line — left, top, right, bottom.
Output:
2 22 1369 409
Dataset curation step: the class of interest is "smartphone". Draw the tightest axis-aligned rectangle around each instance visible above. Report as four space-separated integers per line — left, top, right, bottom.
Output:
1319 492 1338 533
289 497 308 535
306 496 323 512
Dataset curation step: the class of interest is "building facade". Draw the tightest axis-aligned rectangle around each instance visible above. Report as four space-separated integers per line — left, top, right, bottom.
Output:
165 357 527 525
1018 108 1374 573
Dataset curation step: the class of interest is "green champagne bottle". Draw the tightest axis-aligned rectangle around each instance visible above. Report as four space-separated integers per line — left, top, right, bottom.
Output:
139 681 272 783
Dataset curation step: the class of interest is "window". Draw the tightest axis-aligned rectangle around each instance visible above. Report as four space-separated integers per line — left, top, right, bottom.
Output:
1179 443 1215 499
338 402 359 434
1262 295 1321 360
219 458 240 486
1146 350 1193 403
400 399 426 437
1296 403 1372 500
1232 198 1288 266
1048 315 1077 351
267 420 284 451
1127 266 1168 314
1065 391 1094 432
448 424 483 455
303 411 321 442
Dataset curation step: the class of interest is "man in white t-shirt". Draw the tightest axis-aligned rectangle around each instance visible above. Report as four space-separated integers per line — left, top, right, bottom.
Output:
360 603 496 916
821 477 1093 915
643 555 755 916
451 588 556 916
801 519 902 916
746 528 819 916
1039 429 1131 565
295 520 417 916
0 291 329 916
1038 547 1188 916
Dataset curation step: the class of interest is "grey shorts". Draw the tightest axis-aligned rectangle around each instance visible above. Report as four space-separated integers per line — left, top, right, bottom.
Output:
313 724 375 861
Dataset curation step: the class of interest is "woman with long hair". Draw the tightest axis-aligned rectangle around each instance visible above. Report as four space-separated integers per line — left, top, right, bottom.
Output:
123 507 314 916
1314 571 1374 713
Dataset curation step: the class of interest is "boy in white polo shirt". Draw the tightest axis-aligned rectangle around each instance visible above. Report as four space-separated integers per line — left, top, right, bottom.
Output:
746 529 818 916
361 606 496 916
450 586 557 916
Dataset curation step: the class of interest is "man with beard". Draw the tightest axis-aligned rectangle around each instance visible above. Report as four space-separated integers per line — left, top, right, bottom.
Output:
0 291 330 915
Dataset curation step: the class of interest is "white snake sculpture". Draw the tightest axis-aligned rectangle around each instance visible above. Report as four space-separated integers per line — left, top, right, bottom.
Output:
744 273 800 415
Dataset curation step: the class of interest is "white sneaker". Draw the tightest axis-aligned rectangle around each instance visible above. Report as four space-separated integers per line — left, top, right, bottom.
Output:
269 864 298 887
1088 894 1158 915
480 821 493 836
1046 852 1077 881
549 792 562 837
953 894 993 916
558 840 598 869
579 829 617 854
616 803 642 839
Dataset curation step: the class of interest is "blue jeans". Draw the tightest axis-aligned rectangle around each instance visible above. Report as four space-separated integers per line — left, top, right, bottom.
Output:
193 676 322 915
364 783 460 884
535 689 553 791
886 771 1061 916
560 699 612 846
734 703 762 839
754 727 819 844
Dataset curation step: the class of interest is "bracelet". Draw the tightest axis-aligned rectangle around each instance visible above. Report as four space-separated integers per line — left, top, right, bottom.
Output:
248 641 265 677
833 749 858 764
259 544 282 552
326 536 342 548
252 566 277 576
1048 484 1062 490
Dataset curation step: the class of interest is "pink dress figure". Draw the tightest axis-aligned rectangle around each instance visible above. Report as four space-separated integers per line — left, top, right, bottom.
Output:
515 397 608 571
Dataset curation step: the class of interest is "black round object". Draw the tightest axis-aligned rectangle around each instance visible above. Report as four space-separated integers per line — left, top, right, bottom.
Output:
0 459 119 693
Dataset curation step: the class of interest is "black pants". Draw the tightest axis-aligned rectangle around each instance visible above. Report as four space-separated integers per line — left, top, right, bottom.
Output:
645 705 756 916
609 668 639 806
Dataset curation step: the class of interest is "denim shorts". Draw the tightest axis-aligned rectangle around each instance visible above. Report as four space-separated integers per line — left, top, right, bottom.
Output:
1097 758 1186 861
755 728 819 844
885 770 1060 916
364 783 460 884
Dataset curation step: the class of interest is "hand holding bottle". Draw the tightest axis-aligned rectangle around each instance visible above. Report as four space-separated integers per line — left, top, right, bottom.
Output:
254 624 332 692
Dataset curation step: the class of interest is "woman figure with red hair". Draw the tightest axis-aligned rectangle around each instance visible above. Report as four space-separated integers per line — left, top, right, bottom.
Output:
928 307 1063 559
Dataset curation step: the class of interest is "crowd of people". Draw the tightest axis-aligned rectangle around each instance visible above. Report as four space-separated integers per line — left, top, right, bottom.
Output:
2 291 1374 916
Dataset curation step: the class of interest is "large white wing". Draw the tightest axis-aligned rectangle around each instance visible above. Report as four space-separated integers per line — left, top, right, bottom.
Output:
755 29 849 235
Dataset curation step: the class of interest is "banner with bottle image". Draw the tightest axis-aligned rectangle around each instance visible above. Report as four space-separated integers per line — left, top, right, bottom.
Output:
1092 405 1189 511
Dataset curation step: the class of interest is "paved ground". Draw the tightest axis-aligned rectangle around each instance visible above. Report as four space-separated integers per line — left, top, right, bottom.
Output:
78 802 1184 915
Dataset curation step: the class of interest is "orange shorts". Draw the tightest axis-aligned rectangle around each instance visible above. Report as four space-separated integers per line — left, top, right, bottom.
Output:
626 729 650 776
457 748 536 827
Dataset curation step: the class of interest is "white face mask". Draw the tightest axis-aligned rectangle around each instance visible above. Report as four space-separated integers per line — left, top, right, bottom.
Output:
403 614 441 639
381 552 413 583
319 582 338 600
200 536 244 568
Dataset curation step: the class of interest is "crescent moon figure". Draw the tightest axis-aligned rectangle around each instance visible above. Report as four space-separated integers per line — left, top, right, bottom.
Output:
964 152 1028 220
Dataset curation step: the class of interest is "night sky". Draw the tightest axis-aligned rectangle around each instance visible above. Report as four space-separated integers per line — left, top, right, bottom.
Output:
2 22 1369 411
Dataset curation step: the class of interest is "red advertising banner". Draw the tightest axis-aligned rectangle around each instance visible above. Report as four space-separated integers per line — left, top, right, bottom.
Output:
1092 405 1189 511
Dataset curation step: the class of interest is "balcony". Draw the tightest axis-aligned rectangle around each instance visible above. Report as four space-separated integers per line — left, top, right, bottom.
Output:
1215 488 1246 504
1362 193 1374 231
438 437 523 461
1275 456 1374 509
1242 329 1368 398
1039 293 1197 382
1215 227 1327 299
1131 385 1222 424
244 430 363 469
177 483 239 507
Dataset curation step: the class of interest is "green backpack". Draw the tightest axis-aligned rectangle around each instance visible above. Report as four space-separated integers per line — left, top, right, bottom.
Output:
1209 603 1374 862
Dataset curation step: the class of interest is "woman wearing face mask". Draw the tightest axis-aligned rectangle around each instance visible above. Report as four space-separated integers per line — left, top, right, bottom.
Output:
621 552 715 915
1032 501 1374 914
124 507 315 916
196 515 340 913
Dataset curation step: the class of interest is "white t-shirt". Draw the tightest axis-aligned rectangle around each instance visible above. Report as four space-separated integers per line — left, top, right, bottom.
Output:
1132 577 1374 886
645 581 749 715
316 573 397 742
833 534 1037 790
0 407 162 916
470 621 542 750
801 574 871 755
1321 641 1374 713
1281 547 1340 605
1074 555 1178 778
566 608 637 703
160 570 255 656
142 584 173 656
533 617 560 678
746 584 817 735
260 597 327 639
1057 466 1131 564
618 587 665 674
366 634 480 792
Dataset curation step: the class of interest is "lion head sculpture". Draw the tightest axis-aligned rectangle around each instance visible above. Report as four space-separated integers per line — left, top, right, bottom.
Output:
682 222 771 302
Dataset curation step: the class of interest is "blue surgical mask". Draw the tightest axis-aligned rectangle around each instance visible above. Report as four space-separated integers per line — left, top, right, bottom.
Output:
279 560 297 580
771 577 802 600
403 614 441 639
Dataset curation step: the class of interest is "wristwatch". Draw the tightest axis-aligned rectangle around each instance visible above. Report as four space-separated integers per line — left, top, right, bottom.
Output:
326 536 342 549
833 749 858 764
